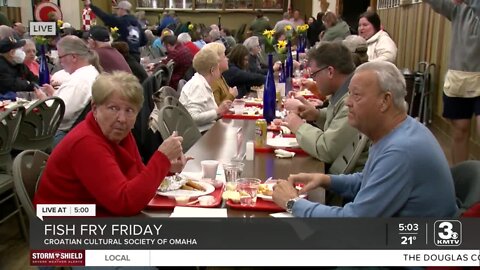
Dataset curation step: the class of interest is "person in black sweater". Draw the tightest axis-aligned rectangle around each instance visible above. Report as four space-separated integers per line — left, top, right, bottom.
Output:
0 36 38 94
111 41 148 84
223 44 265 98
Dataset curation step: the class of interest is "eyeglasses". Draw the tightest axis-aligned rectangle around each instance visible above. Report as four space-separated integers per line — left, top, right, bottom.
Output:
59 53 74 59
309 66 329 78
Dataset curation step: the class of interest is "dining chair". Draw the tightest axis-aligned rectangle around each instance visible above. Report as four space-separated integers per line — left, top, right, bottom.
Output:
158 105 201 152
12 150 49 222
451 160 480 216
0 105 27 239
177 79 187 94
13 97 65 152
165 60 175 86
328 133 369 175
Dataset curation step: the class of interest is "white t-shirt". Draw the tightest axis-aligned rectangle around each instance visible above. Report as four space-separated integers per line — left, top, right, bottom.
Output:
54 65 99 131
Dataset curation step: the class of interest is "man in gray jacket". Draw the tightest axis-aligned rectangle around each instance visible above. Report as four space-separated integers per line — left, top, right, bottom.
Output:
283 42 367 173
424 0 480 164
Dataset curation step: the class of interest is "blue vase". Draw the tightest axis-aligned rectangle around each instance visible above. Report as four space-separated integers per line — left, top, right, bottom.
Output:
38 45 50 85
285 41 293 96
263 53 276 123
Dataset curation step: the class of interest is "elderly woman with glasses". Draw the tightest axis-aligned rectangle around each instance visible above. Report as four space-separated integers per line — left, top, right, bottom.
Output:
179 48 232 132
243 36 268 75
34 72 186 217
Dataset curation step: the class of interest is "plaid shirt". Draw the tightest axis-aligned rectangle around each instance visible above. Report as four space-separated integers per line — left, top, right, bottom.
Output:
165 43 193 89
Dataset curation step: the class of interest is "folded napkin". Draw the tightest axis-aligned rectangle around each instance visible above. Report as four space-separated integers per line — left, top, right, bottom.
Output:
274 149 295 158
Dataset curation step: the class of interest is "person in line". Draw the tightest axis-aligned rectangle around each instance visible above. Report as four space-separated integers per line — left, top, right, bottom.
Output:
84 0 146 62
34 71 187 216
0 36 37 94
34 35 102 145
290 9 305 27
12 22 26 39
320 12 351 41
87 25 132 74
424 0 480 164
223 44 265 98
358 11 397 63
273 61 458 218
273 12 295 33
249 9 271 40
179 48 232 132
283 42 367 172
204 42 238 105
306 13 325 47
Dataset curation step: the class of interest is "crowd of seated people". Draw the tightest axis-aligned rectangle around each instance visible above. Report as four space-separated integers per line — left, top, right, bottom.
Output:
0 2 470 222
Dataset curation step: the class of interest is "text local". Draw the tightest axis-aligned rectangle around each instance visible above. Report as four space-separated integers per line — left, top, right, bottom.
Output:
44 224 163 236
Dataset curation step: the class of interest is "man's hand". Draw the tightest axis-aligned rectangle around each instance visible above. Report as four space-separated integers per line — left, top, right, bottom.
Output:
287 173 331 194
282 112 304 133
295 96 319 122
272 179 300 210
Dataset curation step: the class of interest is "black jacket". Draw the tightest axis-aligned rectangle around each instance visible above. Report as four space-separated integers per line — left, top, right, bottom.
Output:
223 63 265 98
90 4 147 56
0 55 38 94
125 54 148 84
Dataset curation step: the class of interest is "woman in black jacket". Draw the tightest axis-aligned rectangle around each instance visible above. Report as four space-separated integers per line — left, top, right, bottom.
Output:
111 41 148 84
223 44 265 98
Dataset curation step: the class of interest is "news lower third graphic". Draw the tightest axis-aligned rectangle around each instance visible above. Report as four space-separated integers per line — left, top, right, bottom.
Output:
30 205 480 267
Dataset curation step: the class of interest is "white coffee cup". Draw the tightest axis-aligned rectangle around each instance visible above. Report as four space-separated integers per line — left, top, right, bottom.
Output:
201 160 219 180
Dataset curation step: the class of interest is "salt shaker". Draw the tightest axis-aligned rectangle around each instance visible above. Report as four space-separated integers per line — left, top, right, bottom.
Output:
246 141 254 160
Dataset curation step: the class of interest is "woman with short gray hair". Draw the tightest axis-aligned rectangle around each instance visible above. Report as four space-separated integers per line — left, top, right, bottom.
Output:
243 36 267 75
179 48 232 132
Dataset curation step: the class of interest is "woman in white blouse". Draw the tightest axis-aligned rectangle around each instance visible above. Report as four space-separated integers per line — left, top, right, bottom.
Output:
358 11 397 63
179 48 232 132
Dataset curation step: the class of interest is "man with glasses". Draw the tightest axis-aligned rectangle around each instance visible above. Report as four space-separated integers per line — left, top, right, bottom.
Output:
283 42 367 174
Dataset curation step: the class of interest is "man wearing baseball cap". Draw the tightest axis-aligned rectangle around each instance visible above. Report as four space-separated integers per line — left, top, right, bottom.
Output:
0 35 38 94
84 0 146 62
87 25 131 74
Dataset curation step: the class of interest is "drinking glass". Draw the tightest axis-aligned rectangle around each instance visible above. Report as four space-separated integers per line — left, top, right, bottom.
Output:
236 178 261 206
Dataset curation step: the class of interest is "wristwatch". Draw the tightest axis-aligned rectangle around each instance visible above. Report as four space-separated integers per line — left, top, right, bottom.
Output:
286 197 301 214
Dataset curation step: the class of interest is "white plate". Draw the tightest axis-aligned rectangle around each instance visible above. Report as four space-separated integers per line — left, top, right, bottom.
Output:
267 137 299 148
157 181 215 199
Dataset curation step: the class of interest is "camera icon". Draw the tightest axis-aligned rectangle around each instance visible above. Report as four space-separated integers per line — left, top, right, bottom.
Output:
434 220 462 246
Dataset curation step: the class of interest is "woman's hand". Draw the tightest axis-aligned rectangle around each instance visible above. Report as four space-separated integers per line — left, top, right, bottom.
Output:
169 154 194 173
42 84 55 96
216 100 232 116
229 86 238 98
158 132 183 160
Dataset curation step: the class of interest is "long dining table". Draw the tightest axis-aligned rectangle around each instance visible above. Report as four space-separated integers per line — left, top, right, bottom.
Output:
143 118 325 217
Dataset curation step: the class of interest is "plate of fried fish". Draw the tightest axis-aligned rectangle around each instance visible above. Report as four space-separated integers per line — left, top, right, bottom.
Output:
157 174 214 198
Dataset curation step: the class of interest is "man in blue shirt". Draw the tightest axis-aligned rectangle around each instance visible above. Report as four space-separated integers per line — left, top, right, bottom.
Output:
273 61 458 218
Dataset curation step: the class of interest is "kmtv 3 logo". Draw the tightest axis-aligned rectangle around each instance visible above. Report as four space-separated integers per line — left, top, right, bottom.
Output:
434 220 462 246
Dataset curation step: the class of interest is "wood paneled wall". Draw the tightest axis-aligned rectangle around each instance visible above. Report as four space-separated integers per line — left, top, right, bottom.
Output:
378 3 479 158
0 6 21 24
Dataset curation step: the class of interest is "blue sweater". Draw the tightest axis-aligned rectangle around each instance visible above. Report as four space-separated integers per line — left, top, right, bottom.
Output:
293 116 458 217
